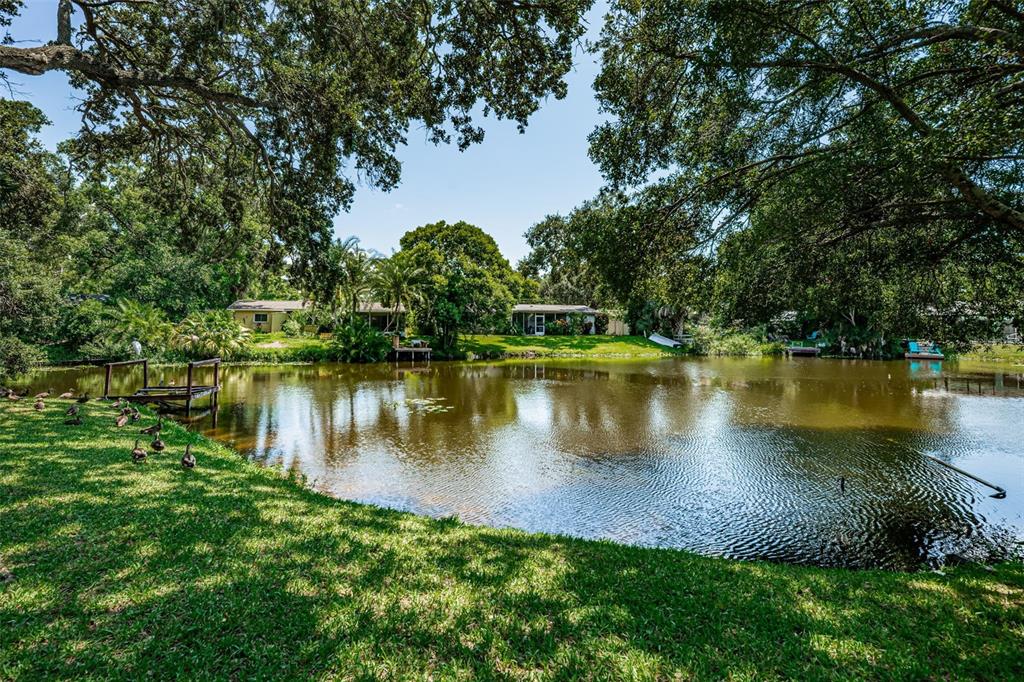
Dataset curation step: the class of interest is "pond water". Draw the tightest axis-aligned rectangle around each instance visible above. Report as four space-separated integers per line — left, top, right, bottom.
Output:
19 357 1024 570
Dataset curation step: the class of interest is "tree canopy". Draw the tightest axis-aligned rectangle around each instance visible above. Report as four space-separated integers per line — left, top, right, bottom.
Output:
539 0 1024 344
1 0 593 259
593 0 1024 240
400 220 529 348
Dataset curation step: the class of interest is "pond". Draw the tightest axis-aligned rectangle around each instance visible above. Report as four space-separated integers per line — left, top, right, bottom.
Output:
19 357 1024 570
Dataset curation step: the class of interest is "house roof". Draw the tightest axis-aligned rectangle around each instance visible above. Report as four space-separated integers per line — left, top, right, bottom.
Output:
228 300 308 312
513 304 598 314
358 302 405 314
227 300 403 314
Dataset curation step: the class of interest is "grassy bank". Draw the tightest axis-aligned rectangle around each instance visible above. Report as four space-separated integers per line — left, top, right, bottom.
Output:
959 343 1024 365
232 332 333 363
460 334 680 358
2 403 1022 679
245 333 685 361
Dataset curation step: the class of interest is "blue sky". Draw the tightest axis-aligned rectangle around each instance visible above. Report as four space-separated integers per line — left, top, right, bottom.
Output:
2 1 609 265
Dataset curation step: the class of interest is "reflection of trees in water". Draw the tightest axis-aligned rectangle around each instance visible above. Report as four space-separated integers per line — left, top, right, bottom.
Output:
525 367 701 456
386 364 519 460
699 361 961 431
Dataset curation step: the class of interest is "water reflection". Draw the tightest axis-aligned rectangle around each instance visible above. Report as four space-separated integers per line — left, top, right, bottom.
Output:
18 357 1024 569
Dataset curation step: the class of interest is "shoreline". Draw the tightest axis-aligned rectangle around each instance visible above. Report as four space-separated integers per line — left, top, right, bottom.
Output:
2 400 1022 677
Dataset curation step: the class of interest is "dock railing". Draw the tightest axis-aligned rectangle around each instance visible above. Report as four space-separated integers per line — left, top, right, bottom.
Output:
185 357 222 414
103 358 149 399
101 357 221 415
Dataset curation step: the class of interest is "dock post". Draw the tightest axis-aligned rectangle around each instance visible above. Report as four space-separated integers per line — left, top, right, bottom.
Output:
185 362 194 416
213 361 220 412
103 363 112 399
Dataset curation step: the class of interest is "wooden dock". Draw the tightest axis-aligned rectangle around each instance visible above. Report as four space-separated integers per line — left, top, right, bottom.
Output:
390 347 432 361
785 346 821 356
102 358 221 414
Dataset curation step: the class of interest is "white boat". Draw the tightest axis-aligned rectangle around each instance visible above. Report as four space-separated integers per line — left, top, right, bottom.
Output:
648 332 683 348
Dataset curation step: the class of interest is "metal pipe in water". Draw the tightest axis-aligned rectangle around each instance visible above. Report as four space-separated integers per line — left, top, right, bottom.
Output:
886 438 1007 499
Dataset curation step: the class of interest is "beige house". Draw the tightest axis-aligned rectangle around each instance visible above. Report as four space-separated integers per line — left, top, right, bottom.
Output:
228 300 405 333
228 300 308 333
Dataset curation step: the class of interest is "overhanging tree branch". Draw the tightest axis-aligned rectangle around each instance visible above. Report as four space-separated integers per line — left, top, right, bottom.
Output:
0 43 266 109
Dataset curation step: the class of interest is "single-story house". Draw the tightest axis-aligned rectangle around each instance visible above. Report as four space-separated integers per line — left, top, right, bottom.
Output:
227 300 405 333
512 304 599 336
227 300 308 333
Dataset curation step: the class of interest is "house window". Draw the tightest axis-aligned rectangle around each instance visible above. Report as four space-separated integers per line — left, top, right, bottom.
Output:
254 313 269 323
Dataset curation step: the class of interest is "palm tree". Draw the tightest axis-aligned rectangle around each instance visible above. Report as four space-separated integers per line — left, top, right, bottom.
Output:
319 236 360 319
111 299 173 351
340 246 377 323
373 254 426 333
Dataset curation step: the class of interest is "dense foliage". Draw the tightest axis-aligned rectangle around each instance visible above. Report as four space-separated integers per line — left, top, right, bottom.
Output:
401 221 533 348
0 0 592 262
520 0 1024 353
329 317 392 364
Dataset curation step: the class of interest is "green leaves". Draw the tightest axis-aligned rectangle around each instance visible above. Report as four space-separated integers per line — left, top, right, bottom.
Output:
329 316 390 363
399 221 521 348
577 0 1024 342
174 310 252 358
1 1 594 260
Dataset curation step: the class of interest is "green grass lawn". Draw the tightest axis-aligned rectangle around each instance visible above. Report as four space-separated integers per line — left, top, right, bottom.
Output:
2 403 1022 678
960 343 1024 364
250 331 330 350
461 335 680 358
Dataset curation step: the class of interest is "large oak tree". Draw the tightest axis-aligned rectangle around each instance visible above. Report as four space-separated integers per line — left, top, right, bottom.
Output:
1 0 592 258
585 0 1024 339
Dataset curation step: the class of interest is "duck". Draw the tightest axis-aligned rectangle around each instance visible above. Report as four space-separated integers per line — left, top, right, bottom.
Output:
180 444 196 469
131 439 147 463
115 413 129 428
130 408 141 422
140 417 163 435
150 436 165 452
64 415 83 426
112 398 124 410
7 392 21 402
34 388 52 399
65 403 80 416
76 392 91 404
57 390 75 399
34 399 45 411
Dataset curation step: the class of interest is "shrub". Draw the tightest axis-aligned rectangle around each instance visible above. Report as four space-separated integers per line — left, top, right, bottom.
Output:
594 312 609 335
79 336 134 361
281 318 303 337
0 337 44 381
691 326 784 356
329 317 391 363
567 313 587 336
229 345 332 363
175 310 252 359
549 319 569 336
109 299 174 353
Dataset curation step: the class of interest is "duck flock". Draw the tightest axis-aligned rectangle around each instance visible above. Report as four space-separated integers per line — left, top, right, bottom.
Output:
2 387 197 469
